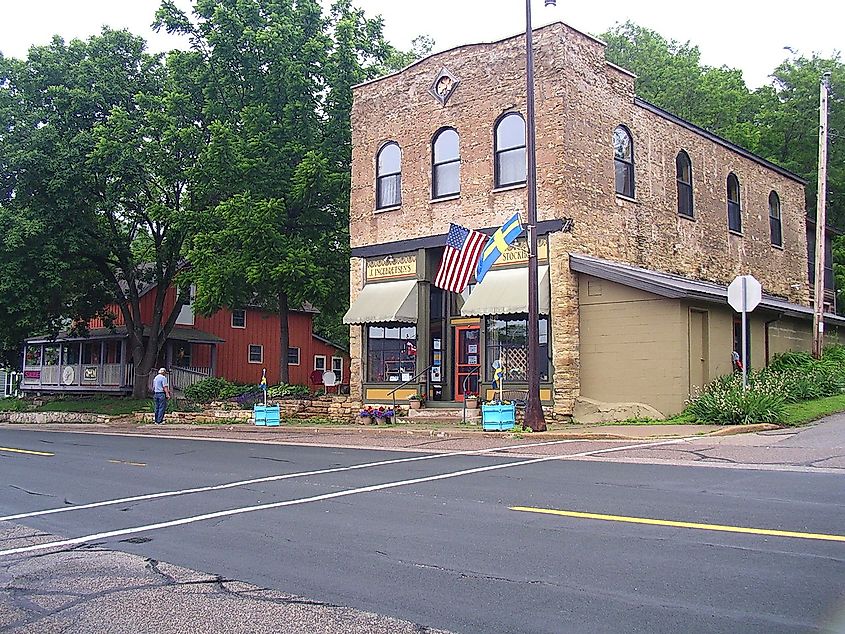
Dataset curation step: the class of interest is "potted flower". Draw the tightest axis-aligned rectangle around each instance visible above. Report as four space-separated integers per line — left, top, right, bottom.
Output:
408 394 425 410
375 406 395 425
465 392 479 409
359 405 376 424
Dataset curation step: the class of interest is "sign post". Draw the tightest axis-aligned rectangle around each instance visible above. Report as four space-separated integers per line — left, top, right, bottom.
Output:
727 275 762 388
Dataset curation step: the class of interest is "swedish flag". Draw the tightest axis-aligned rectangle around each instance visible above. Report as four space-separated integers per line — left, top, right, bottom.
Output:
476 213 524 283
259 369 268 391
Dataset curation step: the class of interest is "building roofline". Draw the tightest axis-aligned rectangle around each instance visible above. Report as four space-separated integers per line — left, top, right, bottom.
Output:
606 61 636 79
569 253 845 325
635 98 806 186
312 333 348 353
353 21 605 91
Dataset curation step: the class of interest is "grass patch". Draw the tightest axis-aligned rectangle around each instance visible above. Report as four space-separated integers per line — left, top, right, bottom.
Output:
783 394 845 426
0 398 29 412
36 398 152 416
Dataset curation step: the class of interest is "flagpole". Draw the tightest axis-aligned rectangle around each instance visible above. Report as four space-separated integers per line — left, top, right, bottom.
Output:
523 0 549 431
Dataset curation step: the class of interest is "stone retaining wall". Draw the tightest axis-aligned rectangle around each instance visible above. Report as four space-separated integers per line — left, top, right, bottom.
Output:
0 412 112 424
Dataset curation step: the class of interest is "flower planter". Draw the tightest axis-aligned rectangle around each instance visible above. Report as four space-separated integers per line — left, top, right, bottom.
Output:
481 403 515 431
465 398 478 409
254 404 281 427
409 400 422 410
375 416 392 425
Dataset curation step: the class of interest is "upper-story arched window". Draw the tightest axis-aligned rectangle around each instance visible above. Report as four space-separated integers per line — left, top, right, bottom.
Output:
769 191 782 247
494 113 526 188
376 142 401 209
432 128 460 199
676 150 693 218
613 125 635 198
727 173 741 233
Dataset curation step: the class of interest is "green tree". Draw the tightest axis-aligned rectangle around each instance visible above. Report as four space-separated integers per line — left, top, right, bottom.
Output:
0 30 207 396
601 21 758 148
155 0 401 381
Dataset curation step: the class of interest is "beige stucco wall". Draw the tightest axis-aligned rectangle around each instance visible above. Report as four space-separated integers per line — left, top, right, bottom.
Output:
578 277 687 415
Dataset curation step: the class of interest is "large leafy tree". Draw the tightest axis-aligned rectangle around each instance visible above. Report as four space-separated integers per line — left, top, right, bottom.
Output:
0 30 207 396
155 0 403 382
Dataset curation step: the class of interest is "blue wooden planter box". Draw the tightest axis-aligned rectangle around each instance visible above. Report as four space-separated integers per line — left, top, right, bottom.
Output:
482 403 516 431
254 404 281 427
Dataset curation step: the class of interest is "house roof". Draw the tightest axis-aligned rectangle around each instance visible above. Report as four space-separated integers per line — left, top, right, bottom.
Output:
569 253 845 326
312 333 348 353
26 326 224 345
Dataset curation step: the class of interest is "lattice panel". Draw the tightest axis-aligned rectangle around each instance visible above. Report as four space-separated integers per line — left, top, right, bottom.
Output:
502 347 528 381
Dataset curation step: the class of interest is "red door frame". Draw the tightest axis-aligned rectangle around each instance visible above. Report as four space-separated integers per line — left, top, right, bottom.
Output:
454 324 480 402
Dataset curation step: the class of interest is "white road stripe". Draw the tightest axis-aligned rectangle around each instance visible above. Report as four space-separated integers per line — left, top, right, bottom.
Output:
0 438 606 522
0 439 685 557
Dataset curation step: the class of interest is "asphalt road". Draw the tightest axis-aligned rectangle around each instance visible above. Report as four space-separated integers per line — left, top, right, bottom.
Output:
1 427 844 633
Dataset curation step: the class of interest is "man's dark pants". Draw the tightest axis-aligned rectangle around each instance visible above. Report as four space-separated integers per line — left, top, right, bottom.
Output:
154 393 167 424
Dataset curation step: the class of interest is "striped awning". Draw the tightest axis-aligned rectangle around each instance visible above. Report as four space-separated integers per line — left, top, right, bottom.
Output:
461 266 550 316
343 280 418 324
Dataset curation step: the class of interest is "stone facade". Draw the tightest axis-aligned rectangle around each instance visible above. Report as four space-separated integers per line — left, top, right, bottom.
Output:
348 22 809 416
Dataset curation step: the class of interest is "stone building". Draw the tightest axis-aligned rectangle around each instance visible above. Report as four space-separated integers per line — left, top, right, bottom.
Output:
343 21 842 418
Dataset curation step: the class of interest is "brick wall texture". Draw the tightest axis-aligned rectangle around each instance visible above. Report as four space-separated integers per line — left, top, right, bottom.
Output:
349 22 809 415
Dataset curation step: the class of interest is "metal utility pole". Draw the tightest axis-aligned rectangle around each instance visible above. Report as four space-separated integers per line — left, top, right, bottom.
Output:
812 72 832 359
524 0 555 431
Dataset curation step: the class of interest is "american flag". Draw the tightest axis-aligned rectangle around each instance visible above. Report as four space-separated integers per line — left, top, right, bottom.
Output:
433 223 488 293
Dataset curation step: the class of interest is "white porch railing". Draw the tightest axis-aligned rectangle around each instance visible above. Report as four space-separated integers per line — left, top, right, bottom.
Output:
2 371 21 398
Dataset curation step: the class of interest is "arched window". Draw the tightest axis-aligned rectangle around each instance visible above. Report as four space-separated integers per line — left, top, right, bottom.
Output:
376 142 401 209
727 173 741 233
769 191 782 247
432 128 460 199
613 125 635 198
676 150 693 218
494 113 526 188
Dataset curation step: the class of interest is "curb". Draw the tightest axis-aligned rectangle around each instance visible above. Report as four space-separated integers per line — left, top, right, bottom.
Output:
0 420 770 442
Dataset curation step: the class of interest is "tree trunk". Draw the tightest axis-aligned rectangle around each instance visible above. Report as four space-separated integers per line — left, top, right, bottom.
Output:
278 290 290 385
131 333 159 399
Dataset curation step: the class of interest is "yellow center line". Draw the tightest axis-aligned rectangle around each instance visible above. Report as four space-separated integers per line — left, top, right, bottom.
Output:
108 459 146 467
0 446 54 457
510 506 845 543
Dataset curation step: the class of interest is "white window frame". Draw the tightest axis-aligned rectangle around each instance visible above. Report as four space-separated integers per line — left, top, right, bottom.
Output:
314 355 327 371
231 309 247 329
288 347 301 366
248 344 263 364
332 356 343 383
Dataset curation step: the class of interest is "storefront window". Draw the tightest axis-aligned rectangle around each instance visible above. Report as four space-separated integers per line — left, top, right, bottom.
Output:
367 324 417 383
485 315 549 382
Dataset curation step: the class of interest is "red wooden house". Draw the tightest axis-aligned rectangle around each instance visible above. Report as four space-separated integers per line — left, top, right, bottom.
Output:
21 281 349 394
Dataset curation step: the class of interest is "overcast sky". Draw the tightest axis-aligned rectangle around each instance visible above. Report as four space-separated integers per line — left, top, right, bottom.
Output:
1 1 841 89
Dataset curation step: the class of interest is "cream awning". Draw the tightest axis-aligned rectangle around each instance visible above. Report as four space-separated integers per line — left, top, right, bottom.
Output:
343 279 418 324
461 266 550 316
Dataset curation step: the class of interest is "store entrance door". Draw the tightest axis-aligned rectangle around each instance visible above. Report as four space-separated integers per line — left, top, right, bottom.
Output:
454 325 480 402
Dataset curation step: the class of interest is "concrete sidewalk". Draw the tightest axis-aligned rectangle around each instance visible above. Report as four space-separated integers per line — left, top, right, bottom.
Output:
0 417 779 445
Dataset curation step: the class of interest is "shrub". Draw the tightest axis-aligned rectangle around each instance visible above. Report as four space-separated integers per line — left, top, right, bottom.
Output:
267 383 311 399
0 398 30 412
184 377 250 402
686 378 786 425
687 344 845 424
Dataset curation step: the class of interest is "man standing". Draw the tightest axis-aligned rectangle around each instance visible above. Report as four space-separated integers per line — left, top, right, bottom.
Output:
152 368 171 425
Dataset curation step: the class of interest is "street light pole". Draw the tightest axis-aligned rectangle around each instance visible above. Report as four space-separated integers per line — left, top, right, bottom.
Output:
523 0 553 431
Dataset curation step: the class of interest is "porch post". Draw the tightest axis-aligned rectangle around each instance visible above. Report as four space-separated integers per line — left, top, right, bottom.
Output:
210 344 218 378
99 341 105 387
120 339 127 388
57 343 64 389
